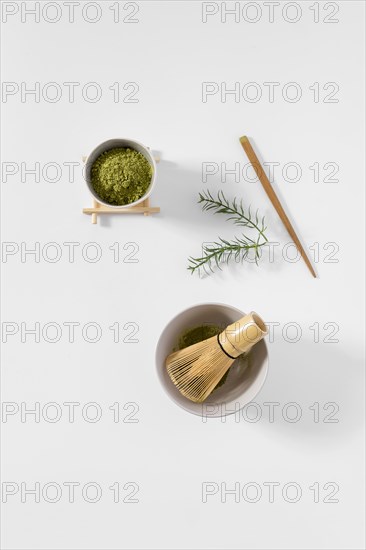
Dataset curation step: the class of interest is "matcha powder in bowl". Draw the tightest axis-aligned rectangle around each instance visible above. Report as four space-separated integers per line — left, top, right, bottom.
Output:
91 147 153 206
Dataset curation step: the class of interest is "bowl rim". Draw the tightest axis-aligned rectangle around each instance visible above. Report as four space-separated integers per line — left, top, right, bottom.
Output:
155 302 269 417
84 138 157 209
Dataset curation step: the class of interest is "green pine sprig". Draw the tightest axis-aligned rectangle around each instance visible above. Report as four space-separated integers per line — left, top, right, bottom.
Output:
188 190 268 275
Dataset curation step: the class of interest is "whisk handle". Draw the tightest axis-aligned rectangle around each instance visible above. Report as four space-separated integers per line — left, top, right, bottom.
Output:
218 311 267 358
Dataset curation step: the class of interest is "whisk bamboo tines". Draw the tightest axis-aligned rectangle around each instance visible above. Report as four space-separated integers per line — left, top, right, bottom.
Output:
166 312 268 403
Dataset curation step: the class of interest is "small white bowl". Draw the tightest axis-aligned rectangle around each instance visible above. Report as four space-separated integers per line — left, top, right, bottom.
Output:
85 138 156 208
155 303 269 418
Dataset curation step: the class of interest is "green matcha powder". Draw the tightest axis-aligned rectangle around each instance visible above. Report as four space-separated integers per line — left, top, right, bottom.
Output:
91 147 152 206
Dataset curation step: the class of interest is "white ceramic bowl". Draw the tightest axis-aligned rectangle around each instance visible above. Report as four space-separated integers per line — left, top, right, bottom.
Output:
85 138 156 208
155 303 269 417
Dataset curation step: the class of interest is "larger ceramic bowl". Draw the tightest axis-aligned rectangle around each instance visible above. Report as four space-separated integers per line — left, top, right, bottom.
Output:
84 138 156 208
155 303 269 417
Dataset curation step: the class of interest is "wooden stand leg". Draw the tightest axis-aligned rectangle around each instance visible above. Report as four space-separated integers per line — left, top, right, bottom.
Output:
143 198 150 216
92 200 99 224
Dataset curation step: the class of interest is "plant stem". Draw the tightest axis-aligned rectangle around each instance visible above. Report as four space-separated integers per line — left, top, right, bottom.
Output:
200 193 268 243
188 190 270 275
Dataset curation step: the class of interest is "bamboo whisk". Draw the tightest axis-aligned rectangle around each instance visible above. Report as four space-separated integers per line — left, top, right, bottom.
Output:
166 312 267 403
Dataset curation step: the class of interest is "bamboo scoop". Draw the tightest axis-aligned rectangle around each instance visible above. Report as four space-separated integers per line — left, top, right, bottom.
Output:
166 312 267 403
239 136 316 278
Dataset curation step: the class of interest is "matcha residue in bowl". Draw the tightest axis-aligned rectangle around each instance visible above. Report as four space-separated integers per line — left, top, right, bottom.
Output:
91 147 152 206
174 324 249 392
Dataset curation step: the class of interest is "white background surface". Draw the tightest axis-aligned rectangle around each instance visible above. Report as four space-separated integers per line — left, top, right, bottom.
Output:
1 1 365 549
